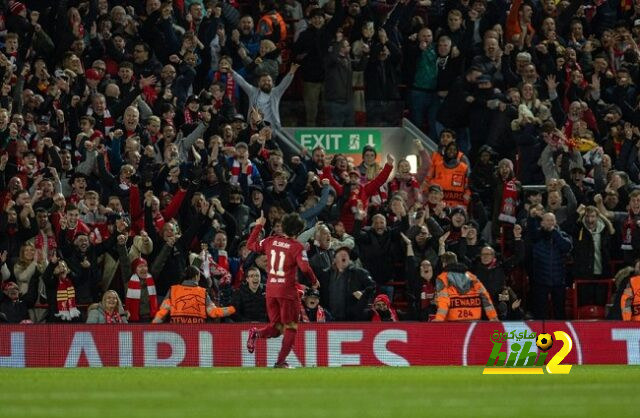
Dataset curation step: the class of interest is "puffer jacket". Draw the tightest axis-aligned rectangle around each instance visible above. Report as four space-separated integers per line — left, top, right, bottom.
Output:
230 282 267 323
86 304 129 324
528 217 573 287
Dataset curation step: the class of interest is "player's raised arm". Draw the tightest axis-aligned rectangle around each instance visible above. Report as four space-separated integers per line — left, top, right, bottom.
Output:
247 211 267 253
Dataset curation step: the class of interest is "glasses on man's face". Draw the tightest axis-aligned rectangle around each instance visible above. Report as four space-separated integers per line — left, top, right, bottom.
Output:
481 252 493 257
93 67 106 72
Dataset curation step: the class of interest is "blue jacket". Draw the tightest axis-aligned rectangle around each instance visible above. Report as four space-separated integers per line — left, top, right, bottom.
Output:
529 217 573 287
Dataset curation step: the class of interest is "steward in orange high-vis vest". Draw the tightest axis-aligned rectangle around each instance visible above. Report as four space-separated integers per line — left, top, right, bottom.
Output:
429 142 470 208
256 2 287 44
425 129 470 185
153 266 235 324
621 275 640 321
433 252 497 321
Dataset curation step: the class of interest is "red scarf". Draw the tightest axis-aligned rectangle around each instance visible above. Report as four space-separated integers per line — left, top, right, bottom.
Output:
390 176 419 194
230 159 253 186
34 232 57 260
214 72 236 102
63 221 91 242
369 184 388 208
301 305 326 322
104 310 123 324
498 179 519 224
183 109 200 125
56 276 80 321
485 258 498 270
371 294 399 322
87 107 114 134
216 250 231 284
69 192 81 205
142 86 157 107
622 210 640 250
126 274 158 321
613 138 624 156
201 250 232 286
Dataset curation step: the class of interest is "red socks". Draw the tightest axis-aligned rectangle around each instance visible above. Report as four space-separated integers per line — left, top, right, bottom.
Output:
257 324 280 339
276 328 297 365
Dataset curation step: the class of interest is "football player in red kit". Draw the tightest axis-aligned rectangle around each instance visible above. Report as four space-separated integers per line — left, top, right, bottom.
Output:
246 211 319 368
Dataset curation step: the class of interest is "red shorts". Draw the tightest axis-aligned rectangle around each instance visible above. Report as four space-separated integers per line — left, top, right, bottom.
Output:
266 296 299 325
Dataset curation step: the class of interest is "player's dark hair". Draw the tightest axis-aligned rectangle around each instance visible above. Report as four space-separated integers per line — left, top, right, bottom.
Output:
282 213 305 238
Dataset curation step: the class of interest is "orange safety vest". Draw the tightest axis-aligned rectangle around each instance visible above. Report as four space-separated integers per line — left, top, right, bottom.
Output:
427 151 465 182
430 159 469 208
621 276 640 321
170 284 207 321
434 271 497 321
257 12 287 44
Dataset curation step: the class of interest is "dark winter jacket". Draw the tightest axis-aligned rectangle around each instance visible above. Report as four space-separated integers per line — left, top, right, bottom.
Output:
324 42 369 103
528 217 573 287
364 41 402 101
571 218 613 278
353 217 409 285
472 239 524 303
145 206 207 296
230 282 267 322
317 264 375 321
0 290 34 323
293 6 344 83
436 75 475 128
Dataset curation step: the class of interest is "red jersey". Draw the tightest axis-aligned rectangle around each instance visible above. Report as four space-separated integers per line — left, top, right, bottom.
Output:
247 224 318 300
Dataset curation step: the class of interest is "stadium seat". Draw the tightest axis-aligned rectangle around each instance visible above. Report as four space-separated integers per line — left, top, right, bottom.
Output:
387 280 409 311
571 279 615 320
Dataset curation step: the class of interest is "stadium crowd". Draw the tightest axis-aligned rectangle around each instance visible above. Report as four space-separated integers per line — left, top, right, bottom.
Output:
1 0 640 324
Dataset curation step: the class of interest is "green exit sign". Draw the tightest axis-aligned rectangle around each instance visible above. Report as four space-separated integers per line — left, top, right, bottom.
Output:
294 129 382 154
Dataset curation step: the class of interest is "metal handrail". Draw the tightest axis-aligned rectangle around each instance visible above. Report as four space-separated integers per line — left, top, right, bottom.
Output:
401 118 438 153
274 127 304 161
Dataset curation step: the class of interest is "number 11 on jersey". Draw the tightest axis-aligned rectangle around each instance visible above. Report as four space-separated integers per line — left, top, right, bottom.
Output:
269 250 286 282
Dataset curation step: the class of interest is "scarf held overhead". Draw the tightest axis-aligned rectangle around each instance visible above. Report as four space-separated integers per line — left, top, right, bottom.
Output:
498 179 519 224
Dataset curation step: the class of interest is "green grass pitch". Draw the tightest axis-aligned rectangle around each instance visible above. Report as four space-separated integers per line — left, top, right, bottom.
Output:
0 366 638 417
